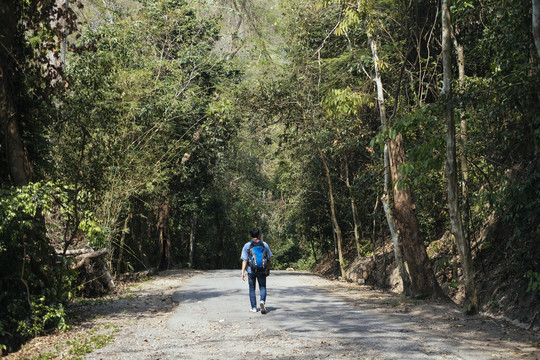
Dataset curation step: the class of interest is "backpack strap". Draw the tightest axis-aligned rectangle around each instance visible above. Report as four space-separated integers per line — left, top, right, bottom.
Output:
248 240 256 269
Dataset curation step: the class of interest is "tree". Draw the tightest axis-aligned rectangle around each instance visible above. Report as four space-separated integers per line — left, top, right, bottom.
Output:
58 0 237 272
0 1 80 352
318 0 444 297
0 1 33 186
367 35 414 296
441 0 478 312
318 147 346 278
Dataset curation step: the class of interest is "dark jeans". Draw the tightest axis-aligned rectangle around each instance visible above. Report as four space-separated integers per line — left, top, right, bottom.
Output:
247 272 267 309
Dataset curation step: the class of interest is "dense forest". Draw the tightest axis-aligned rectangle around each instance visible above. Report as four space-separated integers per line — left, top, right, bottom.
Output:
1 0 539 353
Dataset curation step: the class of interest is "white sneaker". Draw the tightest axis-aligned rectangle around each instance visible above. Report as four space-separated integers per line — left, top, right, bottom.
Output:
250 308 257 313
260 302 267 314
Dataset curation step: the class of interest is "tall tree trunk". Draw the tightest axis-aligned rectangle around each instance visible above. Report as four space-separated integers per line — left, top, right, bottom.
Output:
382 145 412 295
387 135 444 298
453 38 470 247
452 32 471 281
0 2 33 187
442 0 478 312
318 147 346 279
2 87 32 186
344 155 363 258
533 0 540 58
369 35 443 298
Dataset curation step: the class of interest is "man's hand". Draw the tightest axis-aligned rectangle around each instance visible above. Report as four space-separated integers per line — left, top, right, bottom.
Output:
241 271 246 281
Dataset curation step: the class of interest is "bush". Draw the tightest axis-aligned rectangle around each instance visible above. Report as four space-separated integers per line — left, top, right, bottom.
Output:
272 239 314 270
0 183 74 353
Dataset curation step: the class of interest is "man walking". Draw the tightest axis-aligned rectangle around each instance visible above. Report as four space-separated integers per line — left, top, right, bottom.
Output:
241 228 273 314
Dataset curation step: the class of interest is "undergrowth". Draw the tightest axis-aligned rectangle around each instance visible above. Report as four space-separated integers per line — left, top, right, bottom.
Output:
27 324 119 360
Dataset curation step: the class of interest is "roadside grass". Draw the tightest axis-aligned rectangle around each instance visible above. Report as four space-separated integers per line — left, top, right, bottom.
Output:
26 324 119 360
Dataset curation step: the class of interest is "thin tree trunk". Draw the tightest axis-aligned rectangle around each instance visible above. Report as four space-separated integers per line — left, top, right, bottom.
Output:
533 0 540 58
344 155 363 258
318 148 346 279
116 213 131 274
442 0 478 312
143 212 152 267
164 206 172 268
319 229 328 255
332 227 338 260
370 35 443 298
189 213 196 268
306 233 318 263
215 208 224 269
371 195 378 259
453 33 471 257
157 198 171 271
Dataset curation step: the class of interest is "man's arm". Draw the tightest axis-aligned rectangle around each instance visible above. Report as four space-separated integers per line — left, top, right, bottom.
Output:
241 260 247 281
265 242 272 275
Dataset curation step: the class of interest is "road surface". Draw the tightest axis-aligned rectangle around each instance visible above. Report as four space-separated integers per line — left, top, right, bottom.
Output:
85 270 539 359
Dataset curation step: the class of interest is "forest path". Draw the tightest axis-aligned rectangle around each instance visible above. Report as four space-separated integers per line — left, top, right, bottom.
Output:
81 269 539 360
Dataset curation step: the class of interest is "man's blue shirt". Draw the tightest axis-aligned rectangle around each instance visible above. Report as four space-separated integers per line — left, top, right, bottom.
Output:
241 239 273 274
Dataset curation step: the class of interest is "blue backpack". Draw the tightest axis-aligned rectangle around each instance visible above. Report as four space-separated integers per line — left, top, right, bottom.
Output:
248 240 268 273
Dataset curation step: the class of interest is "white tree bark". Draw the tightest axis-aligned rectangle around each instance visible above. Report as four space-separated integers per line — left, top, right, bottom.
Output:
369 36 411 295
344 155 363 258
452 34 472 251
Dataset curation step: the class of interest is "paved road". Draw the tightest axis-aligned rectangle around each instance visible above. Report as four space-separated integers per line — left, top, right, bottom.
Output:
163 270 536 359
85 269 538 359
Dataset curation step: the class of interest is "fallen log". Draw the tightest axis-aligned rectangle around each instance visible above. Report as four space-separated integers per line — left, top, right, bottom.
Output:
55 247 116 293
55 247 94 256
70 248 109 270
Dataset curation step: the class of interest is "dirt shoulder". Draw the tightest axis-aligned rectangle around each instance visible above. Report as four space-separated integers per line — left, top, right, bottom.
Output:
318 278 540 359
5 269 540 359
5 269 199 360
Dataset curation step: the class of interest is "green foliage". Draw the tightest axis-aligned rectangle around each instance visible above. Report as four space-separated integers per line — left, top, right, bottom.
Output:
0 183 75 351
272 240 305 269
65 325 118 359
322 87 373 117
2 0 539 351
78 219 107 249
16 299 68 339
51 0 242 273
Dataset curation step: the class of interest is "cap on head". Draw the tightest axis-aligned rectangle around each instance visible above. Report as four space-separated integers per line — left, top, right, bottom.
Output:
250 228 260 239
